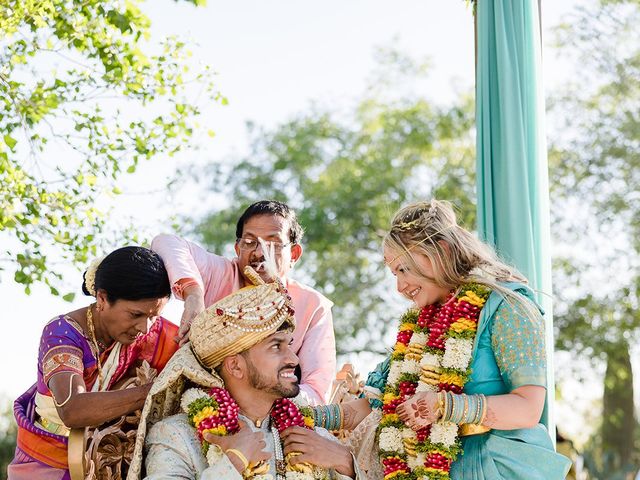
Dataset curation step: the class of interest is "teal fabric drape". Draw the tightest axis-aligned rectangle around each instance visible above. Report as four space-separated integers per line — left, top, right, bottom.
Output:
475 0 555 437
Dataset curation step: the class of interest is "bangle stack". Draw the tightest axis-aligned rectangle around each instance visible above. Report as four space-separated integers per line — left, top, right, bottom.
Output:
312 403 343 431
440 392 487 425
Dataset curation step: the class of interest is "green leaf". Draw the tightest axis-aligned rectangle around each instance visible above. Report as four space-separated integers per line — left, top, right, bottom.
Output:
4 135 17 150
62 293 76 302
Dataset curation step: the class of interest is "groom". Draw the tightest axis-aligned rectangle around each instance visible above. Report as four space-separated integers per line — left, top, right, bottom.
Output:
140 271 357 479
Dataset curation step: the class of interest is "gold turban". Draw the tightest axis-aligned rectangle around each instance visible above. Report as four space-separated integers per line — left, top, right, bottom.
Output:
190 270 295 369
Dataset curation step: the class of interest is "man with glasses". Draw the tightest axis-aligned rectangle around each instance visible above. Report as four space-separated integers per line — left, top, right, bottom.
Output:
151 200 336 404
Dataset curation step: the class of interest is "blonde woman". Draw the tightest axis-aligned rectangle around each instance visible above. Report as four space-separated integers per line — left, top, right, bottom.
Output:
322 200 571 479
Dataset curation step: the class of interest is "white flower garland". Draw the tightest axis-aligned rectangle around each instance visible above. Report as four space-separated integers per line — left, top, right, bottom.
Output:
379 426 404 453
441 337 473 370
180 387 209 414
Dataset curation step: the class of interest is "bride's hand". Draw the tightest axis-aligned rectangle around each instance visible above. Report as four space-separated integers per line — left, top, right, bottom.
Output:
396 391 440 430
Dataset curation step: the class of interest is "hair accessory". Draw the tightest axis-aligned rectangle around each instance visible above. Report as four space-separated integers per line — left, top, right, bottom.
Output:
84 256 105 296
427 200 438 220
396 219 421 231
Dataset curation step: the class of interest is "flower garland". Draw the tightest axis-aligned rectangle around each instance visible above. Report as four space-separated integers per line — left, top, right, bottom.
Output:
182 389 328 480
271 398 329 480
84 256 105 296
182 386 241 453
378 284 491 480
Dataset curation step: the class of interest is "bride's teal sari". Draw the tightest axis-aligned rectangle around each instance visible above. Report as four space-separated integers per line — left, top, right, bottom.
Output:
365 283 571 479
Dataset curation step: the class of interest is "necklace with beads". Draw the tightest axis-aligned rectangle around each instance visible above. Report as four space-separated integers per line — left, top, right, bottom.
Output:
86 304 105 389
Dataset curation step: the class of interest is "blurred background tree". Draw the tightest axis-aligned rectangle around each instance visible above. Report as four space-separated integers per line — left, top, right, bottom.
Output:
0 0 221 299
194 49 476 353
0 398 16 480
548 0 640 477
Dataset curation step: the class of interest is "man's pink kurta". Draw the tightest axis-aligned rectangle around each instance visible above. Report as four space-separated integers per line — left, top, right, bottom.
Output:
151 234 336 404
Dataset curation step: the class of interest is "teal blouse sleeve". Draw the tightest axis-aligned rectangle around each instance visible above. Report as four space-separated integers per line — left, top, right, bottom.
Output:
490 299 547 391
361 357 390 409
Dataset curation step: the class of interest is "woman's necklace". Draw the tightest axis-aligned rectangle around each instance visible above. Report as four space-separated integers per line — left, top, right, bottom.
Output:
86 304 104 389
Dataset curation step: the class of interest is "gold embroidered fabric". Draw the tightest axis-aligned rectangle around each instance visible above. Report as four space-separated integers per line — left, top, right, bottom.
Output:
345 409 383 480
126 344 224 480
42 345 84 384
490 301 547 391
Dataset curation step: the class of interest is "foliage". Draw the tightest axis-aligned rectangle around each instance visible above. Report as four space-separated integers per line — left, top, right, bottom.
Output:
194 53 476 352
0 0 221 298
548 0 640 474
0 398 17 480
549 0 640 359
580 341 639 479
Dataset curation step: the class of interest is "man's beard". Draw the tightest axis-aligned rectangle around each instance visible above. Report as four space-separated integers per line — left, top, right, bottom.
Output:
246 359 300 398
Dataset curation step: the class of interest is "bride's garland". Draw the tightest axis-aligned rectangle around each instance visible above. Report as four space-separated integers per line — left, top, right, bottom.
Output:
378 284 491 480
182 388 328 480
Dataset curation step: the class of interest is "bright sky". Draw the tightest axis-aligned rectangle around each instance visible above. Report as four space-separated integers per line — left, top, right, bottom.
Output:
0 0 615 446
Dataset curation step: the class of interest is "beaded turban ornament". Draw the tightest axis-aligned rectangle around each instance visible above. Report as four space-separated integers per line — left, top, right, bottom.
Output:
190 264 296 369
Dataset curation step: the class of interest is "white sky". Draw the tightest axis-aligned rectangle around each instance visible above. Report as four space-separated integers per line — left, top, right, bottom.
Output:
0 0 621 446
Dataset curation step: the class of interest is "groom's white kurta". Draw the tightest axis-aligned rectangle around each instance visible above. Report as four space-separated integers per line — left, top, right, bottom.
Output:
144 413 359 480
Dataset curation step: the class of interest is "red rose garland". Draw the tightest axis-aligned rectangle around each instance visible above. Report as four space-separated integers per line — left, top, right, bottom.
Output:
183 390 325 479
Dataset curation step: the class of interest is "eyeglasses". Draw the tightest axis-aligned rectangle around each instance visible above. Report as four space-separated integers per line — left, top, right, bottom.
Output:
236 237 292 254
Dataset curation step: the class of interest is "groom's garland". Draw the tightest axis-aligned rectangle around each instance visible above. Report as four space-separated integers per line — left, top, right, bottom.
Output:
182 388 328 480
378 284 491 480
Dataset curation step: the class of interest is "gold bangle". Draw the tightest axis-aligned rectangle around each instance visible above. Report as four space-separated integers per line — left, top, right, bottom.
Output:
225 448 249 471
436 391 445 419
480 394 488 424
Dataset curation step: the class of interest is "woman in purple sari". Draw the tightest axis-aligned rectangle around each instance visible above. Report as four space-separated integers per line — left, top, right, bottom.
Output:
9 246 179 480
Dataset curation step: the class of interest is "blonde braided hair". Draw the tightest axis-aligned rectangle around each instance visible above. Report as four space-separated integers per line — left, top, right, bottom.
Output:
384 199 541 321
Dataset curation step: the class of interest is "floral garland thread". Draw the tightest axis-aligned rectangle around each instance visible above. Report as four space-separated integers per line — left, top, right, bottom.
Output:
378 284 491 480
182 389 328 480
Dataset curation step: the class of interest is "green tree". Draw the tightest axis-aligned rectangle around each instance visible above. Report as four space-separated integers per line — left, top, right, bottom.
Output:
548 0 640 474
195 52 476 352
0 398 17 480
0 0 222 298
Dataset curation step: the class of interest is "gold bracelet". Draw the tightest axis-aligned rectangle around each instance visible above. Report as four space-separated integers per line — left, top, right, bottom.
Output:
436 391 446 419
225 448 249 471
479 394 488 424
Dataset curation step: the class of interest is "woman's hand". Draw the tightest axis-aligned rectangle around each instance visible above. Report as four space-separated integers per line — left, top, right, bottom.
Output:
280 426 355 478
340 398 372 430
396 391 440 430
203 420 271 473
